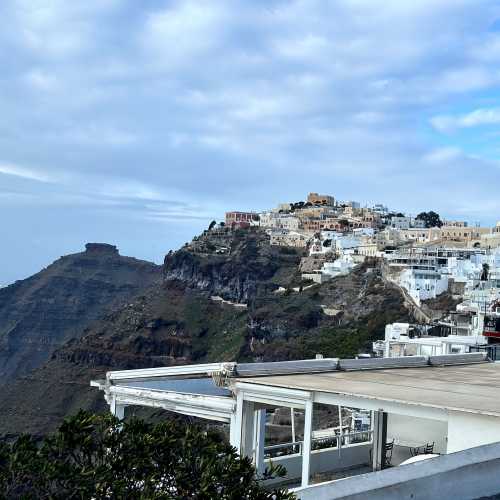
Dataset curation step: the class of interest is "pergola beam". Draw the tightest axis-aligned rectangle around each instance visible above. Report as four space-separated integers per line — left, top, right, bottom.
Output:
314 392 448 422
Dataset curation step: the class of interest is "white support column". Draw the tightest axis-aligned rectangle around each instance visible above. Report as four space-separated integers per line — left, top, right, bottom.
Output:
372 410 388 471
254 409 266 475
230 391 244 452
291 407 296 446
241 401 256 458
229 413 238 448
110 396 125 420
338 404 343 450
301 400 313 488
384 340 391 358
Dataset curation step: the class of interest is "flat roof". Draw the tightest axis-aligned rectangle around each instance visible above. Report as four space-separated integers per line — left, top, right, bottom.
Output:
235 362 500 417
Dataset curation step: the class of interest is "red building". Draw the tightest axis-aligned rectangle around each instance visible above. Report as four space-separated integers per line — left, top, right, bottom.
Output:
225 211 256 228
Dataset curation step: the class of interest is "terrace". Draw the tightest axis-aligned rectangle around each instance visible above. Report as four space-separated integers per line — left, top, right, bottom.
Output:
91 353 500 494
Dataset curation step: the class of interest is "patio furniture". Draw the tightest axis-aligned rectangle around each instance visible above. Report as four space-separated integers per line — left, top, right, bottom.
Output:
384 439 395 467
410 442 435 456
370 438 394 468
424 442 435 454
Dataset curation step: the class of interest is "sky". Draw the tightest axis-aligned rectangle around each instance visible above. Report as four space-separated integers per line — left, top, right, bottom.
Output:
1 0 500 285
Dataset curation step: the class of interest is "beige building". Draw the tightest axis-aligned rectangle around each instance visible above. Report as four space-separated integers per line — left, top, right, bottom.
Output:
353 242 379 258
440 226 490 241
307 192 335 206
295 206 335 220
443 220 468 228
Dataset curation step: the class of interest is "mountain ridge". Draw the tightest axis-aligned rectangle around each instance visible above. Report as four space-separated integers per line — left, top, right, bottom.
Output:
0 243 161 381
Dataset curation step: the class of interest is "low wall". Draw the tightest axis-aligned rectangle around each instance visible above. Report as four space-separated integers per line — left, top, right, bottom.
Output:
294 441 500 500
266 443 370 484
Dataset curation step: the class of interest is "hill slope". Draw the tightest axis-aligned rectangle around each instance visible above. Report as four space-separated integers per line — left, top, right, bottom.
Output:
0 228 411 437
0 243 161 381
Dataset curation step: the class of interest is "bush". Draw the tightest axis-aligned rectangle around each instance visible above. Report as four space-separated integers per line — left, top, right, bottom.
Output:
0 411 294 500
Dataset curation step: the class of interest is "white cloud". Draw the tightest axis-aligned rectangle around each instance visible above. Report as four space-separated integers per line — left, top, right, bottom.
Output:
423 147 463 164
0 163 53 182
431 108 500 132
2 0 500 282
141 1 227 68
22 69 60 93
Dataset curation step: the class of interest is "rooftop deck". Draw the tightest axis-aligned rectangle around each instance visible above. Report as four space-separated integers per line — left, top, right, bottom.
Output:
233 361 500 417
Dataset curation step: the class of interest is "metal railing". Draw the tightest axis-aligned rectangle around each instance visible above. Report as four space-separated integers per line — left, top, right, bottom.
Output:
264 430 373 458
469 344 500 361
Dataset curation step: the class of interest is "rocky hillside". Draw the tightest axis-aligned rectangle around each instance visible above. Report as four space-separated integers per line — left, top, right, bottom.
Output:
0 229 411 438
0 243 161 380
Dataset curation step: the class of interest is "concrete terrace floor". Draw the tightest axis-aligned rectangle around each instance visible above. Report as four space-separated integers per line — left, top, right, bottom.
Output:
311 464 373 484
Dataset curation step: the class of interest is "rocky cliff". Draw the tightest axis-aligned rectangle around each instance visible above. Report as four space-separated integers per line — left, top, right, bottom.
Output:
0 229 411 437
163 227 304 301
0 243 161 380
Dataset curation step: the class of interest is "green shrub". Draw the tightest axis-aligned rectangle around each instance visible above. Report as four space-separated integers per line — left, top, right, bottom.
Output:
0 411 294 500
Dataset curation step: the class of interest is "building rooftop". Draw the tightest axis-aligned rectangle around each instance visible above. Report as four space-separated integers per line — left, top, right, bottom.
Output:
233 361 500 417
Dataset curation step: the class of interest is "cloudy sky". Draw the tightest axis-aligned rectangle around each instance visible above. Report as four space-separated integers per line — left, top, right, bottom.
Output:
1 0 500 284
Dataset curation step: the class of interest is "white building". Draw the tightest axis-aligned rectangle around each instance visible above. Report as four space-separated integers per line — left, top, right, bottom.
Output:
398 268 449 305
260 212 301 231
269 229 310 248
321 254 355 279
353 227 375 237
390 216 426 230
334 235 363 254
92 354 500 497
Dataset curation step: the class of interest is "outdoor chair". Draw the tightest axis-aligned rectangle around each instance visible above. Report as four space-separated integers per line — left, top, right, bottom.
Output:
424 442 435 454
410 441 435 457
384 439 394 467
369 438 394 468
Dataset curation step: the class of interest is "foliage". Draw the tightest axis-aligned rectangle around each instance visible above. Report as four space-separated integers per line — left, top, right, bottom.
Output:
208 220 217 230
415 211 443 228
0 411 295 500
481 263 490 281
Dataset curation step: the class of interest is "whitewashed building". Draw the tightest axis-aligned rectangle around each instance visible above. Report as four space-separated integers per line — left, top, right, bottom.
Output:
398 268 449 305
92 354 500 498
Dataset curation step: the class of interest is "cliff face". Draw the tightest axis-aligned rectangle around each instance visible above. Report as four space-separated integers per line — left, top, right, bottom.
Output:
0 230 412 438
0 243 161 380
163 228 304 302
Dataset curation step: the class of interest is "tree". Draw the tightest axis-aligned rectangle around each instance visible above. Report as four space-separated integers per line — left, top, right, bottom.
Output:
481 263 490 281
0 411 294 500
208 220 217 231
416 211 443 228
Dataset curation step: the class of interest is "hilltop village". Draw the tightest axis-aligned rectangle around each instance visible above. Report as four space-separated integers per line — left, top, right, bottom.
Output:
221 193 500 360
